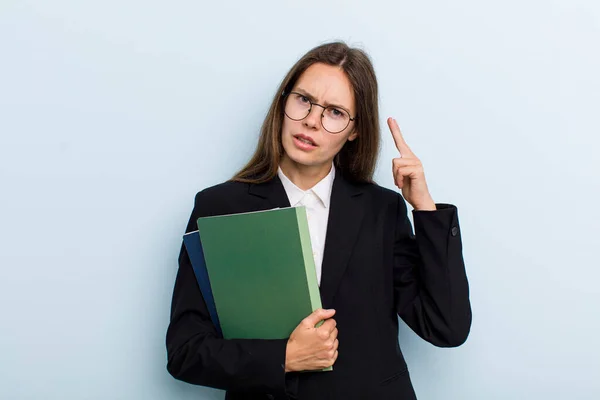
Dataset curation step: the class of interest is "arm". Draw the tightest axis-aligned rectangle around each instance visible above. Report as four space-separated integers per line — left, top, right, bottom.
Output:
165 192 295 397
393 196 472 347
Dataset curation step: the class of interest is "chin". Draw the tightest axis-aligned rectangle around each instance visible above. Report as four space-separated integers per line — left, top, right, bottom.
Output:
283 148 313 166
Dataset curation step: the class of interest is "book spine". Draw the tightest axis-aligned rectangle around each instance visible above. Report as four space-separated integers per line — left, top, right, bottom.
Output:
294 206 323 312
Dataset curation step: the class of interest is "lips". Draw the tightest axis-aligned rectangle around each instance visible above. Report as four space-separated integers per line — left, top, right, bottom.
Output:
294 134 317 146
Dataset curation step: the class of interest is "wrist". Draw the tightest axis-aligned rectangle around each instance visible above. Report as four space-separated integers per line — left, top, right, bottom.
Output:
414 200 436 211
285 339 296 373
410 193 436 211
414 203 436 211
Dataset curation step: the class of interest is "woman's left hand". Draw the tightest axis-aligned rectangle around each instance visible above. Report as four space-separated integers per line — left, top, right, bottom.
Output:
388 117 436 211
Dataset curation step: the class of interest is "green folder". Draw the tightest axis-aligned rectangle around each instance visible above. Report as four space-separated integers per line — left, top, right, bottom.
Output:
196 206 323 341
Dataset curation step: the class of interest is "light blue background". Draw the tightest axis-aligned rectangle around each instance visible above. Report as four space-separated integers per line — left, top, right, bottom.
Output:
1 1 599 399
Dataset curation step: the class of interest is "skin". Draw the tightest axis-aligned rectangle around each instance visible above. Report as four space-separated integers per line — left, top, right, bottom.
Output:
282 63 437 373
279 63 358 191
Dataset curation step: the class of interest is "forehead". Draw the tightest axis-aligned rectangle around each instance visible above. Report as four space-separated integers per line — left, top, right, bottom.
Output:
293 63 355 110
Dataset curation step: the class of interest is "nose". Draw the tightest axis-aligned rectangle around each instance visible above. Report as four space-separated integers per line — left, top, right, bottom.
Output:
303 105 322 130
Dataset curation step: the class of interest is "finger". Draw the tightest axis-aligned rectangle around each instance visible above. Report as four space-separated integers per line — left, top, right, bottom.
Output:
392 157 420 169
395 165 421 178
393 165 408 186
322 350 338 368
393 167 404 189
387 117 414 157
394 166 419 189
304 308 335 327
329 326 338 339
318 319 336 334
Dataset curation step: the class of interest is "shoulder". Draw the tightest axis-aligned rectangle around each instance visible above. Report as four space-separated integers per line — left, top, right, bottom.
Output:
346 179 407 219
194 179 249 203
365 181 398 198
195 180 248 201
190 180 251 215
354 179 402 204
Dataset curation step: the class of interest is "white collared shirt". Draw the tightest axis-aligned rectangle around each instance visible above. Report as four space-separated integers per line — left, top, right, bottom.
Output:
277 164 335 286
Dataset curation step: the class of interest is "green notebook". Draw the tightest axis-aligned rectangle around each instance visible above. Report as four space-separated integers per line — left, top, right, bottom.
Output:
196 206 323 341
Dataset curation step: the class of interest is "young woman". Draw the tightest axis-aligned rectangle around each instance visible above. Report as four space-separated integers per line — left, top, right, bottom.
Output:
166 41 472 400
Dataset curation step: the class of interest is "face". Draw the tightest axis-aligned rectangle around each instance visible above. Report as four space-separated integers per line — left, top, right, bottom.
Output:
280 63 358 173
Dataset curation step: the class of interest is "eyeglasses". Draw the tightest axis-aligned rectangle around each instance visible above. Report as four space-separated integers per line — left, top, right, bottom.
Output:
282 91 356 134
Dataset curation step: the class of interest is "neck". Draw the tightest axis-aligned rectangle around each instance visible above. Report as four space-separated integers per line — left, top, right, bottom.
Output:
279 156 333 191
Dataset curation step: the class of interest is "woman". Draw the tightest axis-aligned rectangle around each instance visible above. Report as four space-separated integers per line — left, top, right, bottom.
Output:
166 41 471 400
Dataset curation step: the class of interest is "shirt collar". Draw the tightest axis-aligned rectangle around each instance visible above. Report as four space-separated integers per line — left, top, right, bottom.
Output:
277 163 336 208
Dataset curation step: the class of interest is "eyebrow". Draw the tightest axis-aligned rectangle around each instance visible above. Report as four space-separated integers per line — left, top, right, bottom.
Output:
294 87 352 114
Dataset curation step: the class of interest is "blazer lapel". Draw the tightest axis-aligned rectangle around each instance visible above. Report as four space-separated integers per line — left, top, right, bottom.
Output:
319 169 365 309
247 175 291 209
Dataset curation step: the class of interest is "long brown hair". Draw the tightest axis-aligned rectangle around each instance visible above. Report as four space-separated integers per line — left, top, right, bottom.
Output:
231 41 380 184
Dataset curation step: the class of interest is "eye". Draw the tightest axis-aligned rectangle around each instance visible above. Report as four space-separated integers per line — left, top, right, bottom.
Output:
326 107 347 119
295 94 310 103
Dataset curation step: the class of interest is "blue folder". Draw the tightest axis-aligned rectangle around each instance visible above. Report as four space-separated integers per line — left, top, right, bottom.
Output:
183 230 223 337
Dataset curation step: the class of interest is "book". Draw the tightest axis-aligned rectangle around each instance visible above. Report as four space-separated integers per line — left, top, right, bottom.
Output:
196 206 323 342
183 230 223 337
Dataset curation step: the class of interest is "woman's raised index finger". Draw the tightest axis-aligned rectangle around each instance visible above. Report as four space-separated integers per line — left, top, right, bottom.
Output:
387 117 413 156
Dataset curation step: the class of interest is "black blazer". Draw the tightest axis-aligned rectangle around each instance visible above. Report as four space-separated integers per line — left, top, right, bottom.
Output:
166 168 472 400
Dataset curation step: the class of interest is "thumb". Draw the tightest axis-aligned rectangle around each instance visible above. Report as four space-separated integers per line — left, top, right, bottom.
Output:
303 308 336 327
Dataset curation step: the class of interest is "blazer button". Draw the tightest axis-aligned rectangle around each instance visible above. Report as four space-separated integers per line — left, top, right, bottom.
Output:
451 226 459 236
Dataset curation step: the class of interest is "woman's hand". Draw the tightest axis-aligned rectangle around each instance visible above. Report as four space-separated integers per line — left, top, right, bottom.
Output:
285 308 339 372
388 117 436 211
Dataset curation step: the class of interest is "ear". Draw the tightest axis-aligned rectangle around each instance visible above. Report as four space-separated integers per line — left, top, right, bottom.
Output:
347 129 358 142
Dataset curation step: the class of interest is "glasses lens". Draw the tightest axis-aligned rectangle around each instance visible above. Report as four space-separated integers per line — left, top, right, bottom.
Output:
322 107 350 133
284 93 311 120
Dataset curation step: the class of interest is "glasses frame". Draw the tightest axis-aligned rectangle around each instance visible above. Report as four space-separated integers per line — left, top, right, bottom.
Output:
282 91 357 134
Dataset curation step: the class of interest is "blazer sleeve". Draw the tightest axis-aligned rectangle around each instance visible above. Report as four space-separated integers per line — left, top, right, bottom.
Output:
393 196 472 347
165 191 297 398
